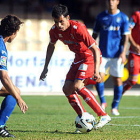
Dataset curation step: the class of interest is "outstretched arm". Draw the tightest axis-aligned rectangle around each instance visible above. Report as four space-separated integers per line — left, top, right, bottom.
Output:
0 70 28 113
40 43 55 81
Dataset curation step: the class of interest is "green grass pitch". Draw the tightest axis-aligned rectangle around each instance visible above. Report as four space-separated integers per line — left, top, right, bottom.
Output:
0 95 140 140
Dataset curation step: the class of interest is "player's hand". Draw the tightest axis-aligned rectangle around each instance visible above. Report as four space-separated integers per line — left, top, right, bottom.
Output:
39 68 48 81
92 73 101 83
119 52 126 64
17 98 28 114
132 44 140 54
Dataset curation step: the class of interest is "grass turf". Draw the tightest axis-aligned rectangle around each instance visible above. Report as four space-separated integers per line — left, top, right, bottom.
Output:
0 95 140 140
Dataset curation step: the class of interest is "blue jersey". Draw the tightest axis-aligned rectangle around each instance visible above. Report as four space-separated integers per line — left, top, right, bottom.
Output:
0 35 8 71
93 10 130 58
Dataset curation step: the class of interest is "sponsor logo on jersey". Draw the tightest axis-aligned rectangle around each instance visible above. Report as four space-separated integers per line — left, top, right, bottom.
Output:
0 56 7 66
64 40 78 45
103 25 120 31
102 17 108 20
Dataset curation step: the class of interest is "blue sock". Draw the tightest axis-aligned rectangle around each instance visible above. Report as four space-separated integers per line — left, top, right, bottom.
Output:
0 95 16 127
112 85 123 109
95 82 106 104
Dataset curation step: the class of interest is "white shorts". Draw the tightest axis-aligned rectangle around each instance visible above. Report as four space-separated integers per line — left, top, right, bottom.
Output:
0 81 3 90
99 57 124 77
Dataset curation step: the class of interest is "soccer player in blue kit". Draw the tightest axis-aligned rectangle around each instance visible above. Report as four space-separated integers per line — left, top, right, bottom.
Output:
92 0 130 115
0 15 28 137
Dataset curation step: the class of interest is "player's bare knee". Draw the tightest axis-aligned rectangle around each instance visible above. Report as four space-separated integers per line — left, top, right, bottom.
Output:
63 85 74 96
62 85 69 95
73 85 81 92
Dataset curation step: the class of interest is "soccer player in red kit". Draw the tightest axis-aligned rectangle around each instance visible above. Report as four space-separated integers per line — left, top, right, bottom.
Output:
40 4 111 130
123 10 140 94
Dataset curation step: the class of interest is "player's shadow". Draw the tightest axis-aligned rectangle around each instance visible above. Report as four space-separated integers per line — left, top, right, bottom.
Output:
10 129 86 134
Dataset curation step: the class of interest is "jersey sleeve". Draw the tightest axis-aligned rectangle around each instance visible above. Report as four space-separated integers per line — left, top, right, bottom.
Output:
129 12 138 29
122 14 130 35
75 23 97 48
0 52 8 71
49 26 58 44
93 15 101 34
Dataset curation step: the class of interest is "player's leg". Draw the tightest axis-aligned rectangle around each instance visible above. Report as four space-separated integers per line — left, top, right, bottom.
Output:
110 58 124 115
123 76 138 94
65 62 111 129
95 57 108 110
74 79 111 129
63 80 86 115
0 85 20 138
95 72 107 110
123 53 139 94
111 77 123 115
75 79 107 116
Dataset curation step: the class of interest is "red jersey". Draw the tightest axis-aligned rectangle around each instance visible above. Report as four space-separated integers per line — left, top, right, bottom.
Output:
129 11 140 55
49 20 98 63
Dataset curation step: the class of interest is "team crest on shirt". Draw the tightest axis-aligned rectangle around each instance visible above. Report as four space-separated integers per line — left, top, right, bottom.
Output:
116 17 121 23
58 34 63 38
73 25 77 29
0 56 7 66
2 50 7 55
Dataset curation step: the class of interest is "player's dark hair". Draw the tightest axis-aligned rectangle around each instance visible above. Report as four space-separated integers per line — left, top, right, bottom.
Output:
0 15 23 38
52 4 69 18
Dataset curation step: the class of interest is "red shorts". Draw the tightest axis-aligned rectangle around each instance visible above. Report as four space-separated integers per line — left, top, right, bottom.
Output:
128 53 140 76
66 62 94 81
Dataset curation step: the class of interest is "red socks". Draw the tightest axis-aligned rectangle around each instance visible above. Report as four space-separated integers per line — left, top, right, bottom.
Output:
77 87 107 116
84 78 97 86
66 92 86 115
123 79 137 94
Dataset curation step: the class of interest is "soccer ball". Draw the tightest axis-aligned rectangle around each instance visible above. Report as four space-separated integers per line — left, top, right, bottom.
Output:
75 112 95 133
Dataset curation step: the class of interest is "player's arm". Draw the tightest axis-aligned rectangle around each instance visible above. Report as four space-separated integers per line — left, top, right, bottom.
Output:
92 15 100 40
89 45 101 82
119 34 129 64
40 43 55 81
129 12 140 53
129 31 140 53
120 14 130 63
0 70 28 113
92 33 98 40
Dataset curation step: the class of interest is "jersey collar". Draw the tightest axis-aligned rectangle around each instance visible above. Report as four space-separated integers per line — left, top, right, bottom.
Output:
106 9 120 16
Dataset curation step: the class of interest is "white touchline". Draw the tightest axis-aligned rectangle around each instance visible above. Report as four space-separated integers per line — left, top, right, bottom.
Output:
106 124 140 127
95 116 140 119
119 107 140 110
111 116 140 119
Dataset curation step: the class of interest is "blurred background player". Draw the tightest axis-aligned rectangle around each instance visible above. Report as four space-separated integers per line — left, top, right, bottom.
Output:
40 4 111 130
92 0 130 115
122 10 140 94
0 15 28 138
